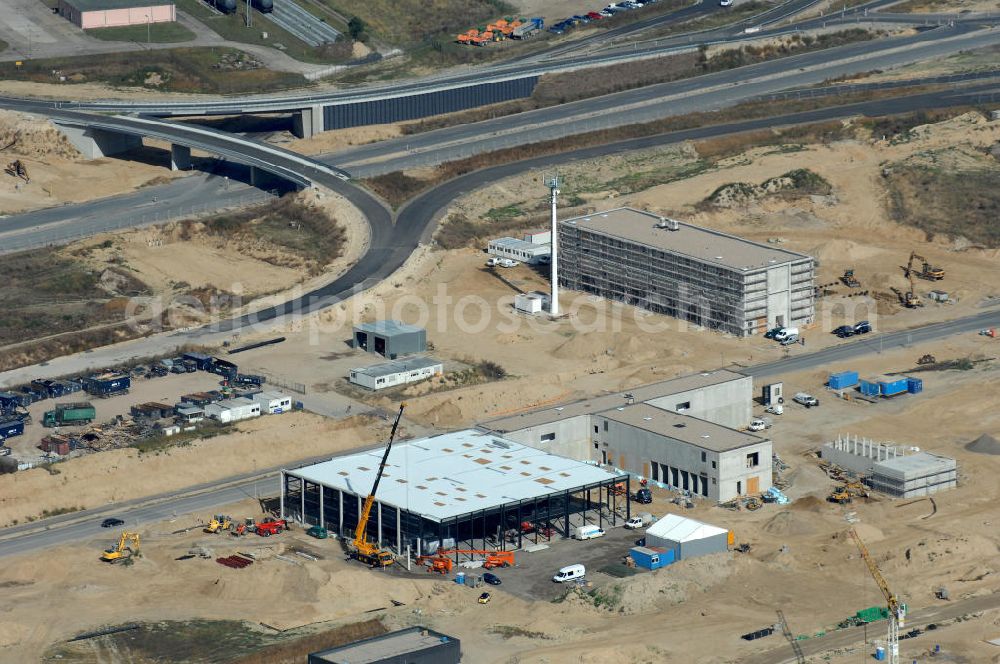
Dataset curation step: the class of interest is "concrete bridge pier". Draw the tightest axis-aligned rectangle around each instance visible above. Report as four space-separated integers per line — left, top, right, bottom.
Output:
56 123 142 159
170 144 192 171
292 104 325 139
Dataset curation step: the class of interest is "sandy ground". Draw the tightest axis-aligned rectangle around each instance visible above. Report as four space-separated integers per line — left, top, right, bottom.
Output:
284 123 404 156
0 110 195 215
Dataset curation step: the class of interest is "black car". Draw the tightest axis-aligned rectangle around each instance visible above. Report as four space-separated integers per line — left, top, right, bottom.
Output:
483 572 502 585
833 325 854 338
854 320 872 334
101 517 125 528
763 326 784 339
633 488 653 504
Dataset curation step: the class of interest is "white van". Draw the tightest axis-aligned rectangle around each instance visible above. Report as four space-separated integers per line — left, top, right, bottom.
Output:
553 564 586 583
573 524 605 540
773 327 799 342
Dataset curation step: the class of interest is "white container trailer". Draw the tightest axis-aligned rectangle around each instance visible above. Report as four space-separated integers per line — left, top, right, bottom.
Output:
349 357 443 391
252 390 292 414
204 397 261 423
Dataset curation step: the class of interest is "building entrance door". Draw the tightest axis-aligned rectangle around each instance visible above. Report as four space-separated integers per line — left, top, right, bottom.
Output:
747 476 759 494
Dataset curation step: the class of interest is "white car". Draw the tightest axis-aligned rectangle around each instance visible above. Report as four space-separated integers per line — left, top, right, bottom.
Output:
720 0 733 5
793 392 819 408
765 403 783 415
498 258 519 268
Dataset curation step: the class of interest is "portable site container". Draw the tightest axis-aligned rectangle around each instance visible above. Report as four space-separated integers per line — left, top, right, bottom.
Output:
251 391 292 414
906 377 923 394
84 373 131 397
182 351 214 371
0 418 25 440
828 371 859 390
204 397 261 423
877 376 909 397
629 546 674 570
858 380 881 397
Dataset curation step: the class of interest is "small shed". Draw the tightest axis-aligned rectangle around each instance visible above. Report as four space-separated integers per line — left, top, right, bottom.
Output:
629 546 674 570
175 405 204 423
58 0 176 29
353 320 427 359
514 291 549 314
644 514 730 560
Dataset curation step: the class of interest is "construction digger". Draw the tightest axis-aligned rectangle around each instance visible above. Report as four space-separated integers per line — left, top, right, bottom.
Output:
904 251 944 281
4 159 29 183
204 514 232 533
230 518 256 537
828 481 869 504
349 404 405 568
101 531 140 563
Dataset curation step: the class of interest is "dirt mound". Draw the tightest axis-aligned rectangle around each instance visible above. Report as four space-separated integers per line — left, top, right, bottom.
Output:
0 110 81 160
415 400 464 427
808 239 883 264
790 495 825 512
552 333 609 360
965 433 1000 455
761 510 818 536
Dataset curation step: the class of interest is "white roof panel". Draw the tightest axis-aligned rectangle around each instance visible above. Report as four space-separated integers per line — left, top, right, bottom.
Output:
646 513 728 542
288 429 622 522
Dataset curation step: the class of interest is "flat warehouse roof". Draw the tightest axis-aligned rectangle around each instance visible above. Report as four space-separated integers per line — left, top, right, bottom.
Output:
312 627 454 664
353 357 442 379
600 403 766 453
483 370 747 432
561 207 810 271
354 319 423 336
66 0 173 9
874 452 956 480
490 237 551 252
287 429 623 522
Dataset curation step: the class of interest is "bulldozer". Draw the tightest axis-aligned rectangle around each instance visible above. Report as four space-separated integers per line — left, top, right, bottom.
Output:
204 514 232 534
840 268 861 288
101 531 140 563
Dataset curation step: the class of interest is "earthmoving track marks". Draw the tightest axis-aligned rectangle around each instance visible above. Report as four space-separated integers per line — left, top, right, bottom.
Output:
216 554 254 568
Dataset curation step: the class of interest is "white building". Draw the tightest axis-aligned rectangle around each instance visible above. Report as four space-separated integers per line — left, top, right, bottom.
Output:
645 514 731 560
204 397 261 423
514 291 550 314
349 357 443 391
252 390 292 414
487 230 552 265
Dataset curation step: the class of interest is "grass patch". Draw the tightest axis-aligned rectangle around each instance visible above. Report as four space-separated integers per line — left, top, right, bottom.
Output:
132 421 230 454
49 619 387 663
318 0 513 47
483 204 524 221
488 625 552 640
85 22 196 43
186 194 346 274
174 0 351 65
0 47 308 94
434 212 554 250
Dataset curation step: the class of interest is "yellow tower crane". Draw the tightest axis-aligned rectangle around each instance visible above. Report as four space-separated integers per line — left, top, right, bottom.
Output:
849 527 904 664
349 403 405 568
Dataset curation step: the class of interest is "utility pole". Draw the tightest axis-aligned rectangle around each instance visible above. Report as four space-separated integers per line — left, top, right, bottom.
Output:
545 174 560 316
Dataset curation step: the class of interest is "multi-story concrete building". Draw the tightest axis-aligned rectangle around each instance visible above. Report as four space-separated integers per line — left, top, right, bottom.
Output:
558 207 815 336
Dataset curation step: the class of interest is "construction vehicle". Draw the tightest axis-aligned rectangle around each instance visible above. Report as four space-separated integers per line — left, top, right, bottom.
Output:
230 518 256 537
890 286 922 309
204 514 232 533
849 527 905 664
980 328 998 338
255 518 287 537
5 159 29 183
840 268 861 288
904 251 944 281
429 549 515 570
916 354 936 365
828 481 869 504
349 403 405 568
42 402 95 428
416 553 454 574
101 531 140 563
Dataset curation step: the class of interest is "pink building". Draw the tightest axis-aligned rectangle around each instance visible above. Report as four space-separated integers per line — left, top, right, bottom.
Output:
58 0 176 29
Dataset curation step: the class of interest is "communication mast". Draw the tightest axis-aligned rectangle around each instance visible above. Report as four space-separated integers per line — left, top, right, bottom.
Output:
544 174 560 316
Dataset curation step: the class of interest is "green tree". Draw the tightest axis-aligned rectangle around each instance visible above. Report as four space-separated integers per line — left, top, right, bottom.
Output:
348 16 368 41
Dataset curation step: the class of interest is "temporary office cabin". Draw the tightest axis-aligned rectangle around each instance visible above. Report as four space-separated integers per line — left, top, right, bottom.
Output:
644 513 731 560
252 391 292 414
204 397 261 424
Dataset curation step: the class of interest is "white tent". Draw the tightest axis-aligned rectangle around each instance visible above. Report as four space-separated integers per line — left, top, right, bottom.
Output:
645 513 730 560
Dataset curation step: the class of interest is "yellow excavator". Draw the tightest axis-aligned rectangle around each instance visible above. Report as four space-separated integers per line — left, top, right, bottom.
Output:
905 251 944 281
101 531 140 563
349 404 405 568
205 514 232 533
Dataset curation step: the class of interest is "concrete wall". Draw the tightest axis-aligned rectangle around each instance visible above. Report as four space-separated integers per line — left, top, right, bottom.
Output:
717 442 773 503
645 375 753 430
492 415 592 461
820 437 904 476
55 123 142 160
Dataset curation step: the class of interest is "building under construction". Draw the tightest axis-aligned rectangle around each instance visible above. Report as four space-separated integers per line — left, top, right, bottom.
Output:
281 429 630 556
558 207 815 336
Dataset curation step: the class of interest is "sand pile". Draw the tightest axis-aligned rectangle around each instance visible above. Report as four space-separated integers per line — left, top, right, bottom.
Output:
965 433 1000 455
790 495 826 512
599 553 734 615
0 110 81 160
761 510 819 536
808 239 883 264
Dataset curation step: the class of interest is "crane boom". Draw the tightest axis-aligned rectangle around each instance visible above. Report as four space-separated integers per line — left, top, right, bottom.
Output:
351 404 405 567
849 527 904 664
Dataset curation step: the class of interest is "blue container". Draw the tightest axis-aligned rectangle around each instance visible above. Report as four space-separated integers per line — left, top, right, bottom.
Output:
0 418 25 440
829 371 859 390
878 377 909 397
629 546 675 570
906 377 923 394
455 572 466 585
874 646 886 661
859 380 881 397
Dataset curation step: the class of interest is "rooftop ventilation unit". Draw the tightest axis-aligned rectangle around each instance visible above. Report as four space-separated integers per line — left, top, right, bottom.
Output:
657 217 680 231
